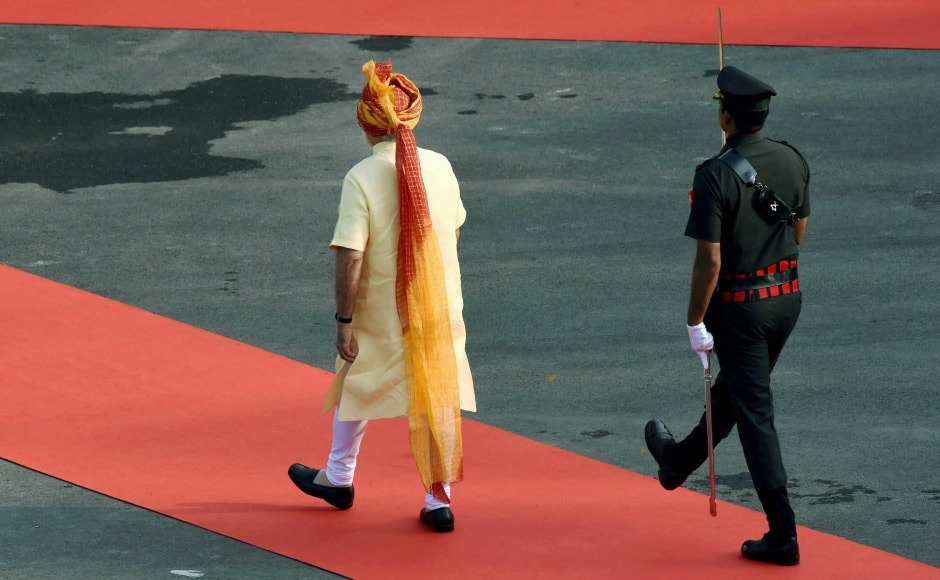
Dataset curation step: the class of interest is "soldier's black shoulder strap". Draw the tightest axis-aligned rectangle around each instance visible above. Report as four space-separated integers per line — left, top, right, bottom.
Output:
716 148 757 185
719 146 803 225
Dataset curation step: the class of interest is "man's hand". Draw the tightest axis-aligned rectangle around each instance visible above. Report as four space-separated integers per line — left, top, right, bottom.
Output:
687 323 714 367
336 323 358 363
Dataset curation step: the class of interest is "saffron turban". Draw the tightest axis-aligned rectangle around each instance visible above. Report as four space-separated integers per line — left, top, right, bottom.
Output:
357 61 462 503
357 60 423 136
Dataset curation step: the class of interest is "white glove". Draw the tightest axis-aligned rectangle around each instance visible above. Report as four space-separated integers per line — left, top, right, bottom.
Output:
687 323 714 368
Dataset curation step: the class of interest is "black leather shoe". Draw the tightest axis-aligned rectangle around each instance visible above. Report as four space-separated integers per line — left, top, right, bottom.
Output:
644 420 687 491
741 533 800 566
288 463 354 510
419 507 455 533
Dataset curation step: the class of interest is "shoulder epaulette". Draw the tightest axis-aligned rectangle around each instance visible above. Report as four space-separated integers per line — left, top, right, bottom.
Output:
768 139 807 163
768 138 810 179
695 157 718 172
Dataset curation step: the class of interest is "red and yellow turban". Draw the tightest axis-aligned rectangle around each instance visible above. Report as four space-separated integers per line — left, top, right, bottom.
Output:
357 60 422 136
357 61 462 502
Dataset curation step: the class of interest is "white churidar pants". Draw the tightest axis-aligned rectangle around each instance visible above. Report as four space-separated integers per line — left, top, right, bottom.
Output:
324 410 451 510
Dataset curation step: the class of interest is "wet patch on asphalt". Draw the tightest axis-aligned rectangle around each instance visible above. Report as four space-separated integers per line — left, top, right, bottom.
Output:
0 75 357 193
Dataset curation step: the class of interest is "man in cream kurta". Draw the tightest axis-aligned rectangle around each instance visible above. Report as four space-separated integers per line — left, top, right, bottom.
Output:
288 60 474 533
329 139 475 420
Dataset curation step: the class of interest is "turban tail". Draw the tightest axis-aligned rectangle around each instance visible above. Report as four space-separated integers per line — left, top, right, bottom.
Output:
358 61 463 502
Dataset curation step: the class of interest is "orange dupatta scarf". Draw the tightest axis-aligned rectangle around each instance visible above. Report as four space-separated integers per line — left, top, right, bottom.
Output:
357 61 463 502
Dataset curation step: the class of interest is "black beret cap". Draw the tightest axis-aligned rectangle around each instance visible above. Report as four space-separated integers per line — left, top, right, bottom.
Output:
714 65 776 111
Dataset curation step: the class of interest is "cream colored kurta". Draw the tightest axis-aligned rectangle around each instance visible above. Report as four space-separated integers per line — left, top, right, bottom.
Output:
329 140 475 420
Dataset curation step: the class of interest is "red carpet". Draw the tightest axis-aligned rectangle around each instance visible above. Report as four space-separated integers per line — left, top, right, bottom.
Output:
1 3 936 576
1 265 938 578
1 0 938 49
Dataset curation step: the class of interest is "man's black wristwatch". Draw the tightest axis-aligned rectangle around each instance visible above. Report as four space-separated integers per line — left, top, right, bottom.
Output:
334 313 353 324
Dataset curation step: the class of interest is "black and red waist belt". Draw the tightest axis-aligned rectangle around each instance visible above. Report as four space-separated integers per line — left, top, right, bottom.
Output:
718 259 799 303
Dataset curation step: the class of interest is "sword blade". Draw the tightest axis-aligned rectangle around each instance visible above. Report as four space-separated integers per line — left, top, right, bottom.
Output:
718 7 724 69
704 352 718 516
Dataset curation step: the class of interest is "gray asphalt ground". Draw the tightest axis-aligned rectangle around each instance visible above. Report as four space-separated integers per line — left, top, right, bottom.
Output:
1 25 938 578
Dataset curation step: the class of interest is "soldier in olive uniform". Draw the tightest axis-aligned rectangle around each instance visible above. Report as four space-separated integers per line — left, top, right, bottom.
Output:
645 66 810 566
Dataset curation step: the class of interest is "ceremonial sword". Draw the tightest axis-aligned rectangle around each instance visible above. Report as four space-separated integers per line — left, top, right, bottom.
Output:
701 350 717 516
703 8 723 518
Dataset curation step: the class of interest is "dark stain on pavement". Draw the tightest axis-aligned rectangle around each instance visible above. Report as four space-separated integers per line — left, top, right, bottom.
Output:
790 479 878 505
351 36 414 52
580 430 613 439
0 75 357 193
220 271 239 294
912 190 938 210
715 471 754 491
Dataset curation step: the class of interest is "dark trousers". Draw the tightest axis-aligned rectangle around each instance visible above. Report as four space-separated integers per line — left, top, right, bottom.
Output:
667 292 802 536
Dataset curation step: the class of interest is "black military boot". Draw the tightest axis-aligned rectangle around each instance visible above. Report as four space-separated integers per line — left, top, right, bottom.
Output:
644 420 688 490
743 486 799 565
741 533 799 565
